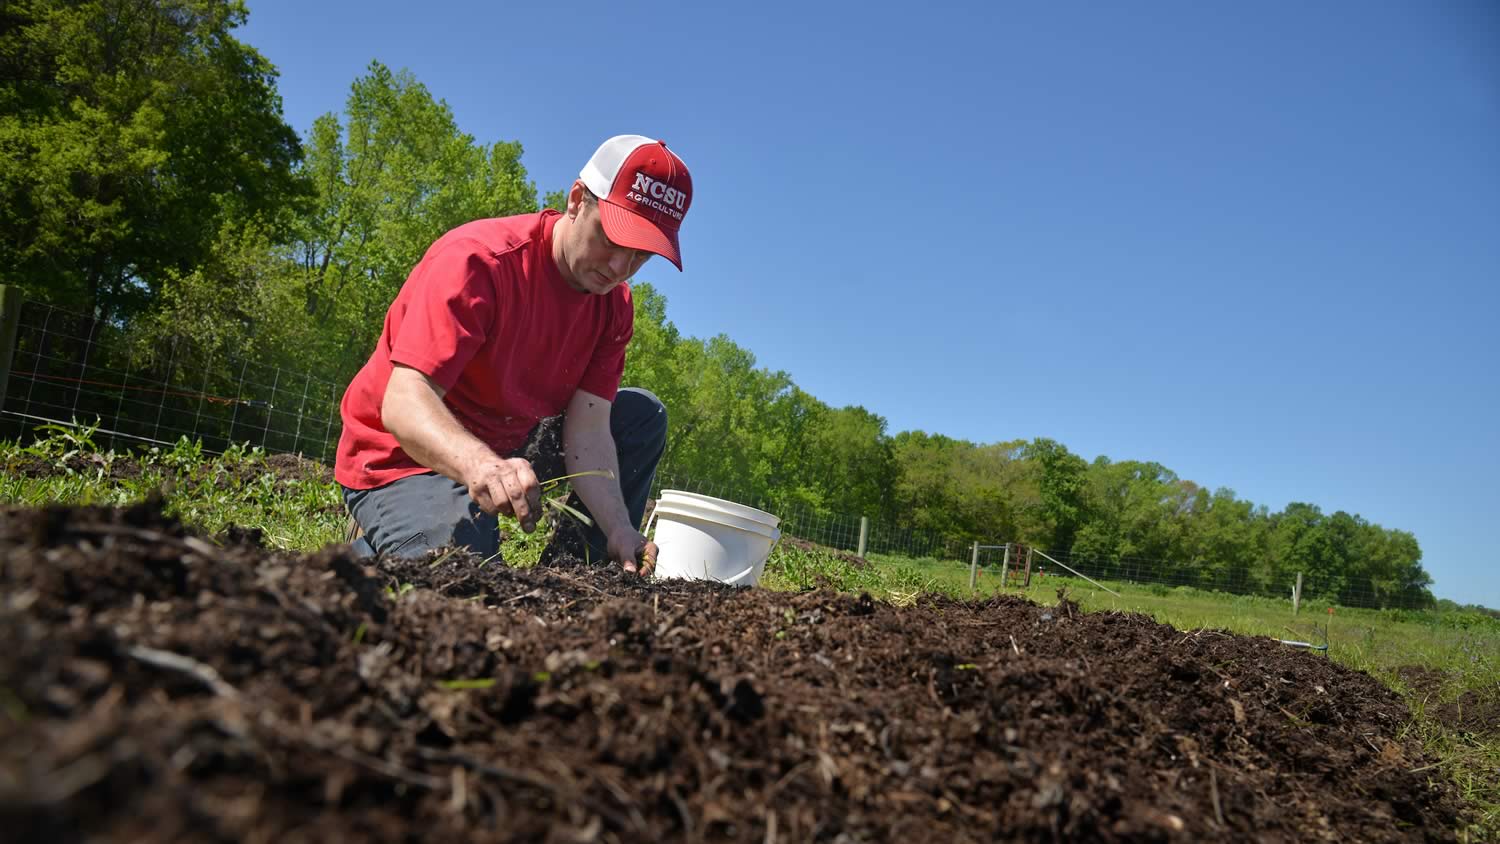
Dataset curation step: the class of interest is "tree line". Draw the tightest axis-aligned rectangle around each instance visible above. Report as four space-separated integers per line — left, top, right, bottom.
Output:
0 0 1439 608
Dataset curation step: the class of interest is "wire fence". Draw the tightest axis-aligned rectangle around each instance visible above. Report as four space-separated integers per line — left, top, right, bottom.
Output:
651 469 1435 610
1 295 1435 612
0 299 344 462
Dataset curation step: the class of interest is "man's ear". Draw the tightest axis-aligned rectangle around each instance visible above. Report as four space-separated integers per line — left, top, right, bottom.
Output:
565 180 590 220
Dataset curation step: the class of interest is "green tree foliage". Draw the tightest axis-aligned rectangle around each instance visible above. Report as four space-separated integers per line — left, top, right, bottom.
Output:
890 432 1034 543
0 0 307 319
1020 438 1088 551
282 61 541 378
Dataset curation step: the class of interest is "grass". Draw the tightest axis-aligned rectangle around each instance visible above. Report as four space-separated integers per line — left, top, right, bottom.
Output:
0 427 347 550
3 424 1496 839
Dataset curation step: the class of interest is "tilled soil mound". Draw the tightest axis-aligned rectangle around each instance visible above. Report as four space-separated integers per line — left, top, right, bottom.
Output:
0 503 1462 843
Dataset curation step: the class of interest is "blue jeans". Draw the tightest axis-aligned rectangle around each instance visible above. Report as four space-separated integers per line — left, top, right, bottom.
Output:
343 387 667 561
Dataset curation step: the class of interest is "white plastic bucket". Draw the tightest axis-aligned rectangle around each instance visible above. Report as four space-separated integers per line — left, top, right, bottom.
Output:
647 491 781 585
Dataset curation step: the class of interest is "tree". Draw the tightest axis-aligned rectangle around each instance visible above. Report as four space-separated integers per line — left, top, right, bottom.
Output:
1021 438 1089 552
0 0 307 319
797 403 896 519
285 61 540 379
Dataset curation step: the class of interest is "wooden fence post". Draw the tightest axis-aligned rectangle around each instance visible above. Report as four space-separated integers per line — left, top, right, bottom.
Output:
857 516 869 558
0 286 23 414
1023 546 1034 588
968 541 979 592
1293 572 1303 616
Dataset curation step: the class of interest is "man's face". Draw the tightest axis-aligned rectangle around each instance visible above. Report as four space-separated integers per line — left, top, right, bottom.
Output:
562 194 652 295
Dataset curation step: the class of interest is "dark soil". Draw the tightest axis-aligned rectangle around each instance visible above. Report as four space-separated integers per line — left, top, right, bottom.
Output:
1396 666 1500 739
1431 690 1500 738
0 502 1464 843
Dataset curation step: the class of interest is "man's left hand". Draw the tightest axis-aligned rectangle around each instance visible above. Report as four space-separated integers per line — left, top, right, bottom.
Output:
607 529 657 577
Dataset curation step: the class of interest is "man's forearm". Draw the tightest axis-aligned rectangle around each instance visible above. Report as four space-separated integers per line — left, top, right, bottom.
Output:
382 369 490 484
563 417 633 540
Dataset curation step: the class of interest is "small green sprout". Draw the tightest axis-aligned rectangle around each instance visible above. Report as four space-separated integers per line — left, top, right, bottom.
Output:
439 678 496 691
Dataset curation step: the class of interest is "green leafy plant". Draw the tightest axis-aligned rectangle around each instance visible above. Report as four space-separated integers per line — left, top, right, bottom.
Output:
22 419 102 463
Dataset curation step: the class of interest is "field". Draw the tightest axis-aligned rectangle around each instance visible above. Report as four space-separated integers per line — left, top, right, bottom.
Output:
2 434 1496 841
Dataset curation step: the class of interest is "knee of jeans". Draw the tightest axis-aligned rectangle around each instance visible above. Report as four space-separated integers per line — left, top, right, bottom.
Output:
616 387 668 444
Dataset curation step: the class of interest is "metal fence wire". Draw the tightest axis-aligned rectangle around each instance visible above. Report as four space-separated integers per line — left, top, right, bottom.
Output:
0 299 344 461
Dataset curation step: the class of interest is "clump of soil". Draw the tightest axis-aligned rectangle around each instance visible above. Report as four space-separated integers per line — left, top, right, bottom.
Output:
0 501 1465 842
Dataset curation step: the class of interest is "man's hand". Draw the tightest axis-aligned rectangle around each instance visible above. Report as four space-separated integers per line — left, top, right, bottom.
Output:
607 529 657 577
464 456 541 531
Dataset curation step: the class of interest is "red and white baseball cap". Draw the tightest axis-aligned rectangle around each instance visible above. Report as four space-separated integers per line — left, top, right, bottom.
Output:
580 135 692 270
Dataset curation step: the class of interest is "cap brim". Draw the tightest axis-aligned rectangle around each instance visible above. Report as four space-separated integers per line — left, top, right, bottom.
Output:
597 200 683 271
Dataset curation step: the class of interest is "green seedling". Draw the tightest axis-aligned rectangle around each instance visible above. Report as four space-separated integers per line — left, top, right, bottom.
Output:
540 469 615 492
490 470 613 555
538 470 614 528
438 678 496 691
544 497 594 528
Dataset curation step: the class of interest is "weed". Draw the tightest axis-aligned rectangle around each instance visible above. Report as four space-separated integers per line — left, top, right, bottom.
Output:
21 418 102 465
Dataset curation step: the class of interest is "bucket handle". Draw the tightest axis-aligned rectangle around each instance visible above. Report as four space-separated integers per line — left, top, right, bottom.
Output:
722 531 782 585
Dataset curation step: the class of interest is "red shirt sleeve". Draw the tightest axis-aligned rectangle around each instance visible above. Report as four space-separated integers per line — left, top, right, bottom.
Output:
576 286 634 402
388 239 498 391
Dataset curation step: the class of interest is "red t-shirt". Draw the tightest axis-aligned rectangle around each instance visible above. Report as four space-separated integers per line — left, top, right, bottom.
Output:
335 210 634 490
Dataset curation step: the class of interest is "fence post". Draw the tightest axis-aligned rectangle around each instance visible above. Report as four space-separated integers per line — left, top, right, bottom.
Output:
1293 572 1303 616
968 541 980 592
1001 543 1012 587
1023 547 1034 589
857 516 869 558
0 286 22 414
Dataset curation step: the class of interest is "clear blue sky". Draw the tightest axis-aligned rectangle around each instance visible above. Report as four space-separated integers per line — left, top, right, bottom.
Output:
241 0 1499 607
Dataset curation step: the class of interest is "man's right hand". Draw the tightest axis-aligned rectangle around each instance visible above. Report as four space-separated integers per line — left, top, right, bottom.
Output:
465 456 541 531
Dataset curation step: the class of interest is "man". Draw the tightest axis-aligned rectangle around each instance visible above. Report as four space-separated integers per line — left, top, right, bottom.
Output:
335 135 693 576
